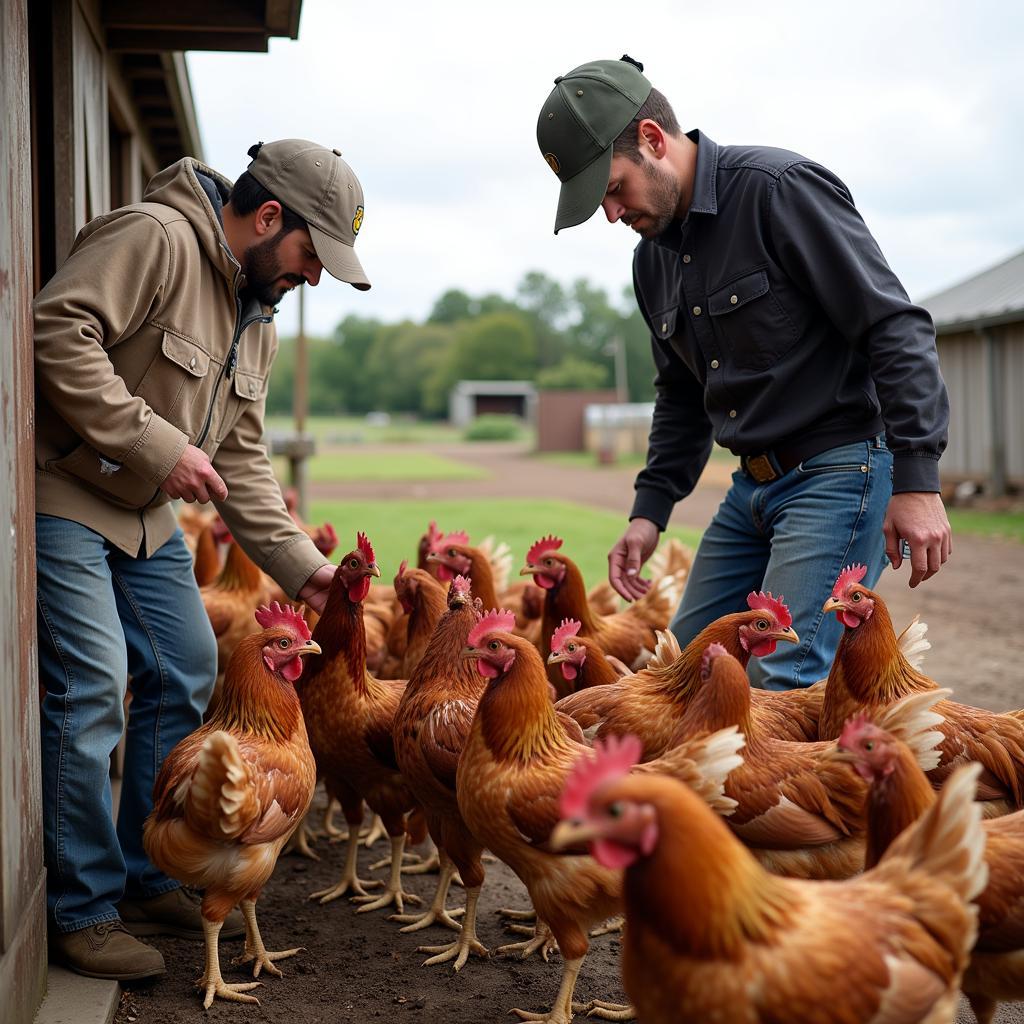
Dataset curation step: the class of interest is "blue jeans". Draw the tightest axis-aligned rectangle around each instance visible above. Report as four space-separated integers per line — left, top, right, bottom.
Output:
36 516 217 932
670 437 892 690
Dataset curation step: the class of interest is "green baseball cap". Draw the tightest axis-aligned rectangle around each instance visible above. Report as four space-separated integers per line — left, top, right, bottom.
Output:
536 56 652 234
246 139 370 290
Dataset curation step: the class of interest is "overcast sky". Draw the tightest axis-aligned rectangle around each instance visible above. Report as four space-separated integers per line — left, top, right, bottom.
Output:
187 0 1024 339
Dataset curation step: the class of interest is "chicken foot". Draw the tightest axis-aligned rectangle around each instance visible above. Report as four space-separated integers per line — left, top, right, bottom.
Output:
310 831 382 904
578 999 635 1021
418 884 489 972
497 918 558 961
353 834 423 914
196 916 262 1009
231 899 304 979
390 851 463 932
510 955 583 1023
589 916 623 937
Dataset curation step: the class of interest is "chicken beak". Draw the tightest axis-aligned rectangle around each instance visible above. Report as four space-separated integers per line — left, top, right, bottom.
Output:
519 564 540 577
547 650 567 666
822 597 843 614
368 563 382 578
550 820 599 851
774 627 800 645
460 646 480 662
299 640 322 657
426 552 441 563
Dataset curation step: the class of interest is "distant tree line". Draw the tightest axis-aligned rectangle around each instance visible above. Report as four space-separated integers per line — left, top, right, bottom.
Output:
266 271 657 418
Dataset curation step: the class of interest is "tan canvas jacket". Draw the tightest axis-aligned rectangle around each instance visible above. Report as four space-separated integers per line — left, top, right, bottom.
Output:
33 157 327 598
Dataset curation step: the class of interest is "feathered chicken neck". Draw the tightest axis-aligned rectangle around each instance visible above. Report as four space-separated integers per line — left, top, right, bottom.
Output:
214 542 264 592
304 580 368 696
463 549 498 609
618 775 795 958
684 659 759 751
656 613 751 699
209 632 303 743
408 602 481 699
476 637 572 764
542 559 597 652
407 576 448 650
829 595 925 704
864 742 937 870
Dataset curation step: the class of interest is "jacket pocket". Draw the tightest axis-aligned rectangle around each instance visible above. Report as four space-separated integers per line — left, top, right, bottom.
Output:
44 441 161 509
135 330 214 435
707 269 797 371
214 365 268 443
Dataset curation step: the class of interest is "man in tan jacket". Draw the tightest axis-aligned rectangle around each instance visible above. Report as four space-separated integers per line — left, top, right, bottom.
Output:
34 140 368 981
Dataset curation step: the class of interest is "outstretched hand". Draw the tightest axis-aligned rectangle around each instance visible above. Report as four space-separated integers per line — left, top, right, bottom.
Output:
883 492 952 588
608 517 660 602
297 564 337 615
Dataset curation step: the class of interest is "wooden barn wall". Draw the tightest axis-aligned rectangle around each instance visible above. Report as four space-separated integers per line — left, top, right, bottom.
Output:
936 323 1024 484
0 1 47 1021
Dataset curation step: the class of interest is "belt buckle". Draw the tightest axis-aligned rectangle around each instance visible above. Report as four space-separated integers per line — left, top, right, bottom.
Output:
745 454 778 484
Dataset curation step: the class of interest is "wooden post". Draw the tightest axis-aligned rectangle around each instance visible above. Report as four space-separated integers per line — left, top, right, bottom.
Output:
292 285 309 519
982 327 1007 498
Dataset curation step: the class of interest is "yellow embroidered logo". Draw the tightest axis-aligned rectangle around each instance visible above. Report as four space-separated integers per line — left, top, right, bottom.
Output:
544 153 561 175
352 205 364 235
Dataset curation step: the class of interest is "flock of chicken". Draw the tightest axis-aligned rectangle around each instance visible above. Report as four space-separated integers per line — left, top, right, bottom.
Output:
143 503 1024 1024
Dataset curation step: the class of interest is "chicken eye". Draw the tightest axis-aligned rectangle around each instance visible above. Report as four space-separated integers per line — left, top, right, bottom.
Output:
348 558 359 569
544 557 554 566
567 642 576 652
278 638 291 649
607 802 624 819
448 548 457 558
864 740 874 752
756 619 768 630
488 640 500 651
852 593 862 602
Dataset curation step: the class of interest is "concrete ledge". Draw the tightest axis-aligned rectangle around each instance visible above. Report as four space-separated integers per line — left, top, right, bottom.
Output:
34 966 118 1024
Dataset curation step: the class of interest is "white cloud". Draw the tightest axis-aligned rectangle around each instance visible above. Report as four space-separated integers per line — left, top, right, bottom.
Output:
187 0 1024 336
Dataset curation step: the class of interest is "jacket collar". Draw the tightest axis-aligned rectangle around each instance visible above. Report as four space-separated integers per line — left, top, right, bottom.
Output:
653 129 718 250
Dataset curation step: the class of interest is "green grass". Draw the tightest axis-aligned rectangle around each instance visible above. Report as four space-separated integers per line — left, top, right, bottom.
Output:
947 508 1024 544
264 415 464 445
307 498 702 586
271 451 486 483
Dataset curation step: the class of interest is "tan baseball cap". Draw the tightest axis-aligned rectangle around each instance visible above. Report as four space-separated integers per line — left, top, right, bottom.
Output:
246 139 370 290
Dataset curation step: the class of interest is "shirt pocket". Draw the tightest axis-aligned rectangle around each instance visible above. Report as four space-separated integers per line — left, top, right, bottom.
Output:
650 305 704 377
135 330 215 438
707 269 797 371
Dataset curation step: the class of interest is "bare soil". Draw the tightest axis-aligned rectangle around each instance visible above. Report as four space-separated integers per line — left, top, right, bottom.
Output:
116 442 1024 1023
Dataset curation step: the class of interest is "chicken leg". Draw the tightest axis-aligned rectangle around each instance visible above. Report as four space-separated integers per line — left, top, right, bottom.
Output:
197 916 262 1009
417 884 489 971
231 898 303 979
353 834 423 914
390 850 463 932
310 831 381 904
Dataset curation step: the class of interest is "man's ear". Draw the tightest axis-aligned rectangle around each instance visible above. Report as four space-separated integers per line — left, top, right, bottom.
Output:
637 119 668 159
253 200 283 237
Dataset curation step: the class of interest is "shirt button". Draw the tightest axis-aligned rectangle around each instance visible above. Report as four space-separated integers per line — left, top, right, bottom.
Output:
188 356 196 369
682 254 691 263
710 359 720 369
661 322 668 333
730 294 738 305
250 383 257 397
692 305 702 316
729 409 737 418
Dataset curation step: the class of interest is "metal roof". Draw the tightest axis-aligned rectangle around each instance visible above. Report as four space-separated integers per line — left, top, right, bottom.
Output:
918 248 1024 334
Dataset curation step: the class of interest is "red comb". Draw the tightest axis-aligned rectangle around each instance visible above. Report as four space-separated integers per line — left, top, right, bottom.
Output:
746 591 792 628
396 559 409 579
467 608 517 648
356 531 376 565
527 534 563 564
832 563 868 599
561 734 643 819
451 574 473 599
426 520 442 544
438 529 470 552
700 641 729 680
551 618 582 653
254 602 311 641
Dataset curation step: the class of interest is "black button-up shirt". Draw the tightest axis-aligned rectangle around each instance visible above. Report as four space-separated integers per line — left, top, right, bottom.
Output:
630 130 948 531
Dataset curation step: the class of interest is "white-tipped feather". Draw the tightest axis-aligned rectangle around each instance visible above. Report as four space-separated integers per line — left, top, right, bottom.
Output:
882 761 989 904
896 615 931 671
876 689 950 773
477 535 512 593
648 629 682 671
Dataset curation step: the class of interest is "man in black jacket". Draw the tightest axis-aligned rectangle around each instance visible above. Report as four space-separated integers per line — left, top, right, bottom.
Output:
536 56 951 689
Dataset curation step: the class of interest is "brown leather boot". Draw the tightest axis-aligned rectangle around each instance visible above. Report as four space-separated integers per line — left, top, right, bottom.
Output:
49 920 165 981
119 887 245 939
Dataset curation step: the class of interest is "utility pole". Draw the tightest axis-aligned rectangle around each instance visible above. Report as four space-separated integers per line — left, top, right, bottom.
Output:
291 286 311 519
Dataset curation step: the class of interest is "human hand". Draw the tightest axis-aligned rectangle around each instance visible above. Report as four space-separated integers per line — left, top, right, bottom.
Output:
297 564 337 615
608 518 660 602
882 492 952 588
161 444 228 504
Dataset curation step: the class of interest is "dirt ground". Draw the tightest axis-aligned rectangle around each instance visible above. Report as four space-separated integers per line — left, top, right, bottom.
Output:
115 442 1024 1023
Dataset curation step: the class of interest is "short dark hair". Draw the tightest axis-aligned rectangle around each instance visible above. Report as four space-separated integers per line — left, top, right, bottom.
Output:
229 169 308 235
612 88 682 162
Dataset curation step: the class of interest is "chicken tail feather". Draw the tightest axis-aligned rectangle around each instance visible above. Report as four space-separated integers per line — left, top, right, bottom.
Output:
876 689 950 773
185 730 260 840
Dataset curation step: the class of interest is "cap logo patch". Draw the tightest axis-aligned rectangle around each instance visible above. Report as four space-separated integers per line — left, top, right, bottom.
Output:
544 153 561 175
352 205 364 235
